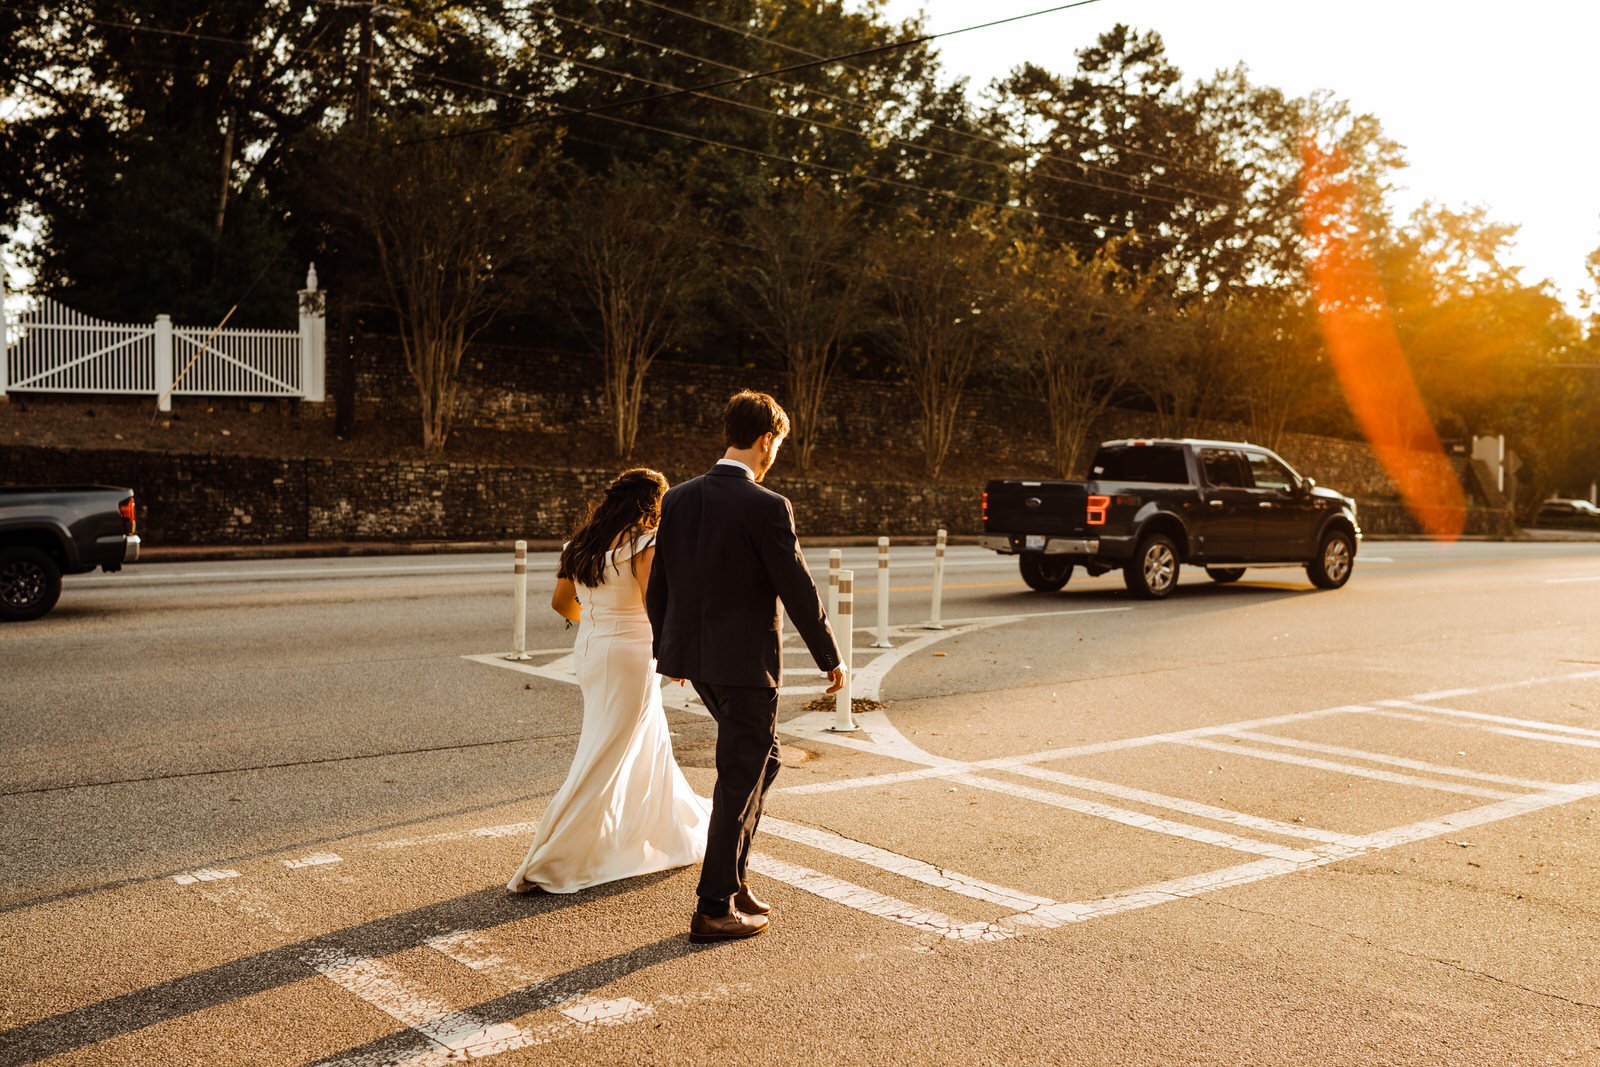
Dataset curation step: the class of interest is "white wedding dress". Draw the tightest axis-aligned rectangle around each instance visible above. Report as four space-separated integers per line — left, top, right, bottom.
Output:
508 533 710 894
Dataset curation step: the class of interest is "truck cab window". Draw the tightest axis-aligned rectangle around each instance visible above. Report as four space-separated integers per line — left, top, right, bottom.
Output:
1092 445 1189 484
1244 452 1294 492
1200 448 1250 488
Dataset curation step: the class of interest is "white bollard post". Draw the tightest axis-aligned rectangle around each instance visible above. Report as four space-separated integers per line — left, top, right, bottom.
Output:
925 528 947 630
827 548 842 620
506 539 532 660
872 536 893 648
828 569 857 732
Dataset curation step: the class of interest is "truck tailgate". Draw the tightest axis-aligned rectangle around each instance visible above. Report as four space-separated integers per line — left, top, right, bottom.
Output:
984 480 1089 534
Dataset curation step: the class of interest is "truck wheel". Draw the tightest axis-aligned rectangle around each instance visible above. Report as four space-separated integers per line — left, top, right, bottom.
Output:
1124 534 1181 599
1307 529 1355 590
1020 554 1073 592
0 546 63 622
1206 567 1246 583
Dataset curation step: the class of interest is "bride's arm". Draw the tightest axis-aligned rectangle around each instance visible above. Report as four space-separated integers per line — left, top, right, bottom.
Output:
551 577 581 623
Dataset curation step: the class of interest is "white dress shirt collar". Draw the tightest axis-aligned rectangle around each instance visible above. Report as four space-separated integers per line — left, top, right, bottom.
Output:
715 458 755 479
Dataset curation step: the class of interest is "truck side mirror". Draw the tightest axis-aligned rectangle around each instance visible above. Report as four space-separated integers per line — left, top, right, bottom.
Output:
1300 477 1317 495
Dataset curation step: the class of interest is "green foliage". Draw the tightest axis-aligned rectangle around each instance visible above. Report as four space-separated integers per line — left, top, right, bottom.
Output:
3 0 1591 475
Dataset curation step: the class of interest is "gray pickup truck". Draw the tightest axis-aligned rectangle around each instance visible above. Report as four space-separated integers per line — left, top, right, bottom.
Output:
981 438 1360 598
0 485 141 620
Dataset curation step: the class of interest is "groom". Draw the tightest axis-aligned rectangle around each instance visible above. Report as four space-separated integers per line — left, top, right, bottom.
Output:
647 390 846 944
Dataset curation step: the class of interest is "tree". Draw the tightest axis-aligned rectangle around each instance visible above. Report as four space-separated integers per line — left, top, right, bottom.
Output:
559 165 708 459
1004 238 1144 477
1129 296 1246 439
735 186 869 472
328 119 555 451
874 217 1002 478
3 0 544 325
1224 293 1327 451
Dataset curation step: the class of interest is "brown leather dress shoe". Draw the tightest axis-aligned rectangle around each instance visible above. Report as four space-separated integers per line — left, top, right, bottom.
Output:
733 883 771 915
689 908 768 944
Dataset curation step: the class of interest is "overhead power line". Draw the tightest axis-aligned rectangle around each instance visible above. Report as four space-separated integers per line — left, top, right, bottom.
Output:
486 22 1204 217
632 0 1237 186
514 3 1242 212
417 0 1108 141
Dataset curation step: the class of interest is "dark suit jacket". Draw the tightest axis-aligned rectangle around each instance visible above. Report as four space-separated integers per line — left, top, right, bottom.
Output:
646 463 839 688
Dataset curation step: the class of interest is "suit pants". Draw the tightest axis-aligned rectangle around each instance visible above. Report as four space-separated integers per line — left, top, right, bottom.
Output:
691 680 782 902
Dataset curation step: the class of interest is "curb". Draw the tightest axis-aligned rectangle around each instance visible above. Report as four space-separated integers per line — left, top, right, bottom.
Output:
130 530 1599 564
133 534 967 564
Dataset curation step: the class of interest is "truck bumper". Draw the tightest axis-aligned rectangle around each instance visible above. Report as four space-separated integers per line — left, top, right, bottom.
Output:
123 534 141 563
980 534 1100 556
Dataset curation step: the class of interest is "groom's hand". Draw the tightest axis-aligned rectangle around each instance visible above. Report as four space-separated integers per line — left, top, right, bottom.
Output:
824 665 847 694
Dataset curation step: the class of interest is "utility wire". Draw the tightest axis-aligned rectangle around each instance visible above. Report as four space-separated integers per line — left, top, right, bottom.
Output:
414 0 1108 141
483 28 1200 218
411 63 1158 246
632 0 1238 185
513 2 1239 211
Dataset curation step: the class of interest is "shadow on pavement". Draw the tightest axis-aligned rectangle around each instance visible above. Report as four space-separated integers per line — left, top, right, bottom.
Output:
0 873 677 1066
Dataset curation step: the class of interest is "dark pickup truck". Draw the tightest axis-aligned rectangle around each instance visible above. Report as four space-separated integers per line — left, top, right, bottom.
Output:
0 485 141 620
981 438 1360 598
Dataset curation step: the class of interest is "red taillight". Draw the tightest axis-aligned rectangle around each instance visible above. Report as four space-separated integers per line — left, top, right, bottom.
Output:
119 496 137 535
1086 494 1110 526
981 491 989 523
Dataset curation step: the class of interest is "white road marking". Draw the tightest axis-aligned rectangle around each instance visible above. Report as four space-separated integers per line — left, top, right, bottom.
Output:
1403 669 1600 703
1000 764 1366 847
284 852 343 869
761 816 1055 910
948 773 1327 863
457 617 1600 948
1348 779 1600 851
1221 730 1573 792
559 997 652 1026
1006 855 1334 931
747 852 1012 942
306 950 534 1062
375 821 538 850
172 868 239 884
425 930 545 986
1492 728 1600 750
1175 738 1523 800
778 704 1369 797
1379 700 1600 740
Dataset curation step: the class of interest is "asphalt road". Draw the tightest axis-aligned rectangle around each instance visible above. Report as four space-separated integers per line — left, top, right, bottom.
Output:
3 538 1599 1064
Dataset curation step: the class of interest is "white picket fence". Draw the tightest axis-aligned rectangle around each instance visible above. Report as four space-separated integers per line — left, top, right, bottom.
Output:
1 266 326 411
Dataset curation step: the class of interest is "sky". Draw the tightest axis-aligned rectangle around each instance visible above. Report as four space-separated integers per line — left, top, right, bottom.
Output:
874 0 1600 315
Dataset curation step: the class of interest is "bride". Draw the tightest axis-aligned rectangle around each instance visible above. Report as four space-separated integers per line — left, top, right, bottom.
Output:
508 468 710 894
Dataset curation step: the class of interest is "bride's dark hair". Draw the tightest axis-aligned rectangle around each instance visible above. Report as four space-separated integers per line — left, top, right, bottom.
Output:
558 468 669 588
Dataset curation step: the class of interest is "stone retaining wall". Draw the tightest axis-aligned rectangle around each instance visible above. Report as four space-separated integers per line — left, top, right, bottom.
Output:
1 444 1513 546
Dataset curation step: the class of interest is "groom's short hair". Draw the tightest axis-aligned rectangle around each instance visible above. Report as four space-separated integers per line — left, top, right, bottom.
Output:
724 390 790 448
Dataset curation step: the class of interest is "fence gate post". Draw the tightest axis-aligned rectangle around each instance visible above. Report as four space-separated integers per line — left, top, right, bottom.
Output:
154 313 174 412
0 271 9 400
299 263 326 402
